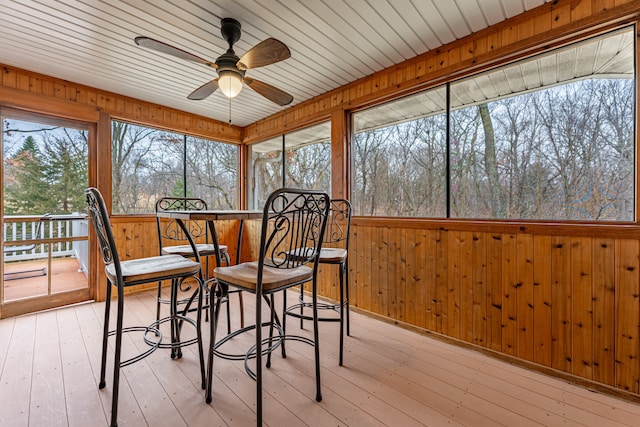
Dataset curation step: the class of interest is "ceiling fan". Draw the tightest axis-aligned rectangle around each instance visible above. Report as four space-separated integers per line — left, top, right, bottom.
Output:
135 17 293 106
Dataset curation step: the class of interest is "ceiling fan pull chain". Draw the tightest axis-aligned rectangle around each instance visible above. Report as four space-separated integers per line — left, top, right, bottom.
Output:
228 98 232 125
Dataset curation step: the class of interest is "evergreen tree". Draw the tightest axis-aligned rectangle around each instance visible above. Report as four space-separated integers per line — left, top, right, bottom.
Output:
4 136 49 215
42 130 88 213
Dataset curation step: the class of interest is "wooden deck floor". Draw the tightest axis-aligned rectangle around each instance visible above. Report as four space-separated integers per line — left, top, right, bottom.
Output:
1 289 639 426
3 257 87 302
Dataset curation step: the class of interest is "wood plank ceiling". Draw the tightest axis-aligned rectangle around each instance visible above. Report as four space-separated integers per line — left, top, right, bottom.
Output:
1 0 551 127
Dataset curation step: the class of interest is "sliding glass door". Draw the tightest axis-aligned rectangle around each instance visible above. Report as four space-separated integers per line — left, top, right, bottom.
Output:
1 110 91 317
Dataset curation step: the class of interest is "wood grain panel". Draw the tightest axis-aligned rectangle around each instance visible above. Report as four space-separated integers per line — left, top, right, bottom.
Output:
615 239 640 393
387 226 399 320
571 237 594 379
354 225 365 312
378 226 389 317
370 226 382 315
435 229 448 334
471 232 487 347
424 230 438 331
404 228 416 326
592 238 615 385
364 225 373 314
459 231 474 343
487 233 503 352
502 234 518 356
516 234 534 361
533 235 553 366
446 231 461 340
551 236 572 372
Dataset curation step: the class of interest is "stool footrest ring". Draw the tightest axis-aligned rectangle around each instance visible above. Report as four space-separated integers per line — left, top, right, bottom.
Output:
213 321 284 361
146 315 200 349
108 325 162 367
244 334 315 381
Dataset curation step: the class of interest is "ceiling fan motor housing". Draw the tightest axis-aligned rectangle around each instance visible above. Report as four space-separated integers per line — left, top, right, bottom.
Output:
221 18 242 48
216 51 245 78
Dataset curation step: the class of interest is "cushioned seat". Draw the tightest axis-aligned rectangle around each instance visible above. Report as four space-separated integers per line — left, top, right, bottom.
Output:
161 243 228 258
105 254 201 284
318 247 347 263
214 260 313 292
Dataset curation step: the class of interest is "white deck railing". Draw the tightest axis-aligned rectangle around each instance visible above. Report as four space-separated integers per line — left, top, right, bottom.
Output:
3 214 89 274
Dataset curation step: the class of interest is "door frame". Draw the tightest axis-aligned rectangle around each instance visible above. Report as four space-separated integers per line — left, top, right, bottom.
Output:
0 107 97 318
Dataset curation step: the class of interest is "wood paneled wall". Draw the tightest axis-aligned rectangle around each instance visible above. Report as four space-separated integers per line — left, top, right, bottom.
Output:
341 219 640 399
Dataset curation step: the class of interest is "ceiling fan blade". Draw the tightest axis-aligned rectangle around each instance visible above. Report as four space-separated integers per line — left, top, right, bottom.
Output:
135 36 217 68
237 38 291 70
187 79 219 100
244 78 293 106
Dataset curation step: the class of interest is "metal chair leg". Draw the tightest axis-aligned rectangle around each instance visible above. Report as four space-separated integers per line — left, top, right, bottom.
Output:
339 263 345 366
109 291 125 427
99 284 112 390
312 286 322 402
266 294 276 368
344 260 350 336
256 290 264 426
155 281 162 323
281 290 288 359
195 279 206 389
299 284 305 329
205 281 224 404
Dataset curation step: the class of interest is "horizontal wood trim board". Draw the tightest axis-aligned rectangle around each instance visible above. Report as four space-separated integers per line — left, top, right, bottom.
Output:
1 289 91 319
351 217 640 238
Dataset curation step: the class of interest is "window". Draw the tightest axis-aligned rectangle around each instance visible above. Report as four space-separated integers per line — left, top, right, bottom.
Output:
352 87 447 217
250 135 283 209
111 120 239 214
249 121 331 209
352 27 635 221
186 136 238 209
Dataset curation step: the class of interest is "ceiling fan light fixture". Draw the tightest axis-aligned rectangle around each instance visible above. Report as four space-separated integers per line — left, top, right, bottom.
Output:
218 70 243 98
135 17 292 106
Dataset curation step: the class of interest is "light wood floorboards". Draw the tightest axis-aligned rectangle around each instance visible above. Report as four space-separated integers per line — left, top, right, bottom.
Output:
1 289 639 426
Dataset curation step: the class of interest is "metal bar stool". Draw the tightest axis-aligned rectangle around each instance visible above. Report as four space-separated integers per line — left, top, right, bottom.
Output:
205 188 330 426
85 188 205 427
155 197 243 332
284 198 352 365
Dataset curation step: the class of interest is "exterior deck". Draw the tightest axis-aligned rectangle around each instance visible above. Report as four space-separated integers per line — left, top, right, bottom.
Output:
3 257 87 302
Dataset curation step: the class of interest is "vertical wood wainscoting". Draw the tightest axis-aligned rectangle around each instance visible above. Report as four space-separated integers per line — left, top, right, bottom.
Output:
343 219 640 400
